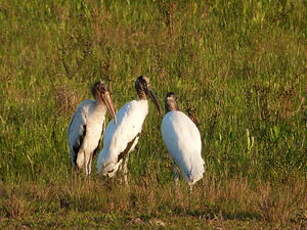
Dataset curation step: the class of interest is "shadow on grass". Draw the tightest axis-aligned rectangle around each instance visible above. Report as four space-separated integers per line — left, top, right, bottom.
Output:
169 206 262 221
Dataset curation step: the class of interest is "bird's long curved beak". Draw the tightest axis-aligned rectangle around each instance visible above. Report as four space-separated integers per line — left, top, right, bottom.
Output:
148 89 161 115
102 92 117 122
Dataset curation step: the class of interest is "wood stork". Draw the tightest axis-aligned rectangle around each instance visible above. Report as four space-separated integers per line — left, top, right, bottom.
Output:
96 76 161 183
68 81 116 175
161 92 205 190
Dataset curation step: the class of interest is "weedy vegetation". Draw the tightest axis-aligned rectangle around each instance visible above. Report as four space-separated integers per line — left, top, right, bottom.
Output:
0 0 306 229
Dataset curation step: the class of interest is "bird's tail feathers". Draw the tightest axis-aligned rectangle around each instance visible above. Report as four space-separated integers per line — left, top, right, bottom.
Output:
187 159 205 185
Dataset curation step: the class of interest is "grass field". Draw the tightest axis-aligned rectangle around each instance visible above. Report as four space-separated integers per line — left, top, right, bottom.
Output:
0 0 306 229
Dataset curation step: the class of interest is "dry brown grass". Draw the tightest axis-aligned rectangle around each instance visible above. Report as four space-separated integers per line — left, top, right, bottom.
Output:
0 1 306 229
0 184 33 219
54 85 83 115
256 180 307 224
0 176 305 229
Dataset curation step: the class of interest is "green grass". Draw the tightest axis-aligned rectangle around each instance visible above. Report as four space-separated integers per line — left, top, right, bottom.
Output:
0 0 306 229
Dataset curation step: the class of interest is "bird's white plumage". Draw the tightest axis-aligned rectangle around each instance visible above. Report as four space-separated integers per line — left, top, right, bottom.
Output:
96 99 148 176
161 111 204 185
68 99 107 175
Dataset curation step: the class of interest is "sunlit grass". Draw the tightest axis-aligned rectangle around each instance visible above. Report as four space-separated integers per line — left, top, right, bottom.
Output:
0 0 306 229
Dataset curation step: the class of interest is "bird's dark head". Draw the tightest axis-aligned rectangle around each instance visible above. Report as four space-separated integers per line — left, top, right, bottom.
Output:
92 80 107 97
135 76 161 115
92 81 116 119
135 76 150 98
165 92 178 112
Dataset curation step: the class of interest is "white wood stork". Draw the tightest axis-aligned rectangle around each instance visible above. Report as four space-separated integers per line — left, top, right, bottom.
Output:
161 92 205 190
68 81 116 175
96 76 161 183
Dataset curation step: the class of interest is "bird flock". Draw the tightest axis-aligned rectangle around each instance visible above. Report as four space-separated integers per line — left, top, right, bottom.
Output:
68 76 205 190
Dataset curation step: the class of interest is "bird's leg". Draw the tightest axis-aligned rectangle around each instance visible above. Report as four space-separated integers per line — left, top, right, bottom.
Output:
87 153 93 175
189 184 193 193
123 158 128 186
84 152 92 176
173 166 180 186
122 152 130 186
172 165 181 196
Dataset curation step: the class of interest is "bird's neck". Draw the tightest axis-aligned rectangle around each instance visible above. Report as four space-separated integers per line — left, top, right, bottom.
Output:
135 99 149 111
165 103 178 112
95 99 106 112
137 90 147 100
